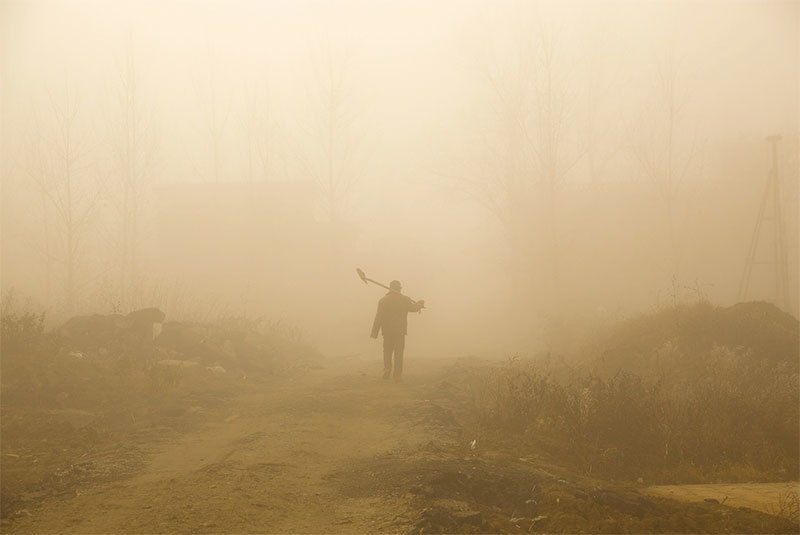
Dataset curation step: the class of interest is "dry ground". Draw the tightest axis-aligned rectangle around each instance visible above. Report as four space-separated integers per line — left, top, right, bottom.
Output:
644 482 800 516
2 355 797 534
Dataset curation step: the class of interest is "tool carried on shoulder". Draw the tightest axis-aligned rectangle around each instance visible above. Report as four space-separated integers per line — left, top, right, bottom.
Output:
356 268 425 310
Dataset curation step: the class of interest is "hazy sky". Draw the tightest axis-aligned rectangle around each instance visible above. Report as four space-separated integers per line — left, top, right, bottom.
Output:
1 0 797 354
3 0 796 179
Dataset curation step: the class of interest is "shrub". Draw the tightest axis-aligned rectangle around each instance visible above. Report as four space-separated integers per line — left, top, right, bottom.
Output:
472 349 799 482
1 292 46 354
773 487 799 525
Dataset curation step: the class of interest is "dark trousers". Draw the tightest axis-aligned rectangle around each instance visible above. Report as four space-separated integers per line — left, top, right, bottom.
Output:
383 334 406 377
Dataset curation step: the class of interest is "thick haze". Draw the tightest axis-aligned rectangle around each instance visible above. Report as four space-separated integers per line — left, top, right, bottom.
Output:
1 0 798 357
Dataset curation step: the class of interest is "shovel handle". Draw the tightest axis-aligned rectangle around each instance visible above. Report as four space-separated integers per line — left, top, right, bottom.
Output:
357 267 424 309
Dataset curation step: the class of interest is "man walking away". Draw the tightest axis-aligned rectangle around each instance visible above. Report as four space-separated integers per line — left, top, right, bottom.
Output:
370 280 424 381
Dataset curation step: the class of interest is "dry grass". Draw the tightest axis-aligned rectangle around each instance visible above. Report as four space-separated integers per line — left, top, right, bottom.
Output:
772 487 799 525
473 322 800 483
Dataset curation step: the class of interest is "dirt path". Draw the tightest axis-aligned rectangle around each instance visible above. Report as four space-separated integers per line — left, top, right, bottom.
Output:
6 354 798 534
7 356 454 534
644 482 800 516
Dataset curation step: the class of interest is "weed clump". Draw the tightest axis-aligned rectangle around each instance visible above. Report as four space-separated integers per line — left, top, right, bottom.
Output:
473 302 800 483
1 292 46 353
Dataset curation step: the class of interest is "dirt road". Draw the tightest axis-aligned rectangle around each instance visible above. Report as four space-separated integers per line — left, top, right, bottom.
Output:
644 482 800 516
6 354 797 534
6 356 460 534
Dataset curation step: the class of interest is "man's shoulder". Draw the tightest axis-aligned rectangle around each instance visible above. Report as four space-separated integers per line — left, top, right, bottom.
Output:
380 292 409 304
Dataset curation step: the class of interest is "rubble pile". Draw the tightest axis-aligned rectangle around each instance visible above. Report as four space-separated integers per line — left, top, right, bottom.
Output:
0 306 319 521
584 301 799 380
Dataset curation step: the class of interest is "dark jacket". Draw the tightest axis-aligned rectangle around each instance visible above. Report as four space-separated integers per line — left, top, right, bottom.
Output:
371 291 423 338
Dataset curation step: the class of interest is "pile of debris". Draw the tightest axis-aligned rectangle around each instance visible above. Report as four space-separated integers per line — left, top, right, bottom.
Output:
1 306 320 522
55 307 320 378
1 306 321 432
583 300 799 379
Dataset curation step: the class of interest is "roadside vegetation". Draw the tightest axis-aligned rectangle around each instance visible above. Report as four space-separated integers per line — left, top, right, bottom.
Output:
471 301 799 485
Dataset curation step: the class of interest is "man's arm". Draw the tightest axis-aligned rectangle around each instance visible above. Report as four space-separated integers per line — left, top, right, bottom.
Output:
371 301 383 338
407 297 425 313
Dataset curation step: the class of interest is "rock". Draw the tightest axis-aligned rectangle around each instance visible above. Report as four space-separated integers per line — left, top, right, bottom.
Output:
157 322 206 348
126 307 166 325
58 307 166 345
58 314 125 341
126 308 167 340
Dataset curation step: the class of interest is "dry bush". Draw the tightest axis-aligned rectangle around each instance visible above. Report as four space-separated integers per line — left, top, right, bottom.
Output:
774 487 799 525
1 291 46 353
472 348 799 482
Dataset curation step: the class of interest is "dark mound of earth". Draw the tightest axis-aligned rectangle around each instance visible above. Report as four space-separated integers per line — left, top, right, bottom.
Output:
584 301 799 378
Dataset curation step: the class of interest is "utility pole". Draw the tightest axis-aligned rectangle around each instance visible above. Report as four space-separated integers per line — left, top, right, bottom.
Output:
738 135 791 309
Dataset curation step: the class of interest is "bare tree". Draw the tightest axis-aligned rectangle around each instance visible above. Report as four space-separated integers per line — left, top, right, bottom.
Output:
28 83 100 313
304 37 365 224
577 55 622 190
524 30 584 306
24 127 56 303
104 43 158 307
455 25 583 311
629 56 702 274
194 32 230 183
242 77 276 182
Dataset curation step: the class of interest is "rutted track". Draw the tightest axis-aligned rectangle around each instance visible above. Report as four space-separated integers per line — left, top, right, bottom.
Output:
5 356 797 534
5 357 451 534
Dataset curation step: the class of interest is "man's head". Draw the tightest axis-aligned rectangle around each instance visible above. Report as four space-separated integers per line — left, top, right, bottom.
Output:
389 280 402 291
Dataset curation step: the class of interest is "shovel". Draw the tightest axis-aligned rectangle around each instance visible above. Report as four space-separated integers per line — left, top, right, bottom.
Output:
356 268 425 310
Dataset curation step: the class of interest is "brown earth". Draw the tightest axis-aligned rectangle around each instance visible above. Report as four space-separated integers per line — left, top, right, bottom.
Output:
644 482 800 516
2 355 797 534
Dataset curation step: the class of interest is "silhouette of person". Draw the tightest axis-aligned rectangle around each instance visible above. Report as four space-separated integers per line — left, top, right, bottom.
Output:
370 280 424 381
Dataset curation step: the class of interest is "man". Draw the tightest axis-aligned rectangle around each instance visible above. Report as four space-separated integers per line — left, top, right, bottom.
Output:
370 280 424 381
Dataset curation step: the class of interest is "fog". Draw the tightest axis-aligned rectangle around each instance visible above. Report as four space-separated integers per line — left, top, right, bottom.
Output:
1 0 798 357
